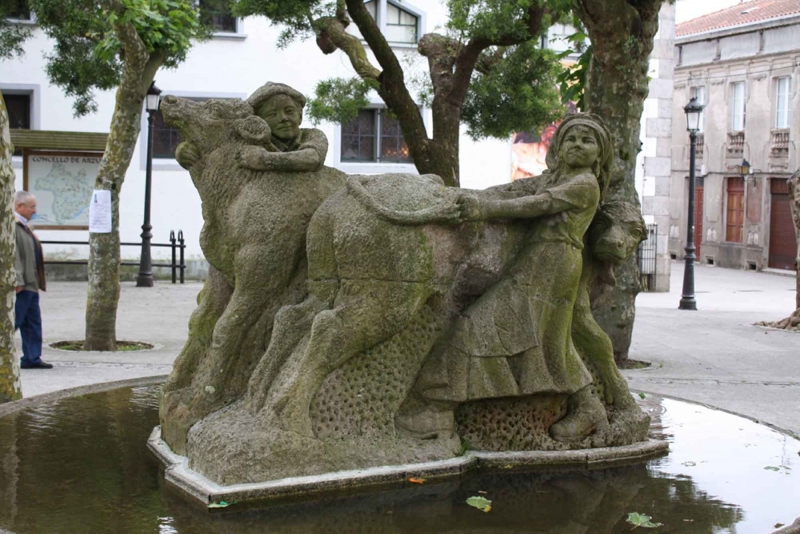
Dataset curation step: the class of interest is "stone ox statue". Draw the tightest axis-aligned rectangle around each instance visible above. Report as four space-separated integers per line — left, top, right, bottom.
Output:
158 83 650 486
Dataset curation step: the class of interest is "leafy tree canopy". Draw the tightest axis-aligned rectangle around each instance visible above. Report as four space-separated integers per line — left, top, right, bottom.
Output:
461 41 563 140
0 0 31 59
236 0 571 142
28 0 207 116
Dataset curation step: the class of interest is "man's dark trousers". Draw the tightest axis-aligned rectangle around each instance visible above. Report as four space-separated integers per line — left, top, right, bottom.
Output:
15 290 43 365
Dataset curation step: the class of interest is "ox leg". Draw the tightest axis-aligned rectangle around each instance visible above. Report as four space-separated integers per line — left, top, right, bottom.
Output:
572 269 637 411
267 280 432 437
205 243 299 403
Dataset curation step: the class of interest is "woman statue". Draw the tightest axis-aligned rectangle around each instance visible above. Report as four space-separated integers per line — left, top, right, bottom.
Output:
419 113 615 441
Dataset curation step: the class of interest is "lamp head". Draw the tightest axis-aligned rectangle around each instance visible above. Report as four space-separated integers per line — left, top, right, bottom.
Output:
684 96 704 133
146 81 162 112
740 159 750 176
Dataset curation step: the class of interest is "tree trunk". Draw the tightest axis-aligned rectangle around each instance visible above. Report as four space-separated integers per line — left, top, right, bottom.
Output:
577 0 664 362
0 94 22 402
83 27 162 350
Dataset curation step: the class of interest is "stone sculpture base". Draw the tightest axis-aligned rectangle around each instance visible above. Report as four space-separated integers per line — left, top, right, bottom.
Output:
148 425 668 508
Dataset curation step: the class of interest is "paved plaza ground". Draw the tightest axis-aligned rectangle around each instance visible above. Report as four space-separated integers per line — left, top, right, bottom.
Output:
15 262 799 437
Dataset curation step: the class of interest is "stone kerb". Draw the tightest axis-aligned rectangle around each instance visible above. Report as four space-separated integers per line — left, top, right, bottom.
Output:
148 425 669 508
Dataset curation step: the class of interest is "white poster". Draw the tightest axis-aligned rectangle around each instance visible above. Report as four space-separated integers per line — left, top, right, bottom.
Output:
89 190 112 233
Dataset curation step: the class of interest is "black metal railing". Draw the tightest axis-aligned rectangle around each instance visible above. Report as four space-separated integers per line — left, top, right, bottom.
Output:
40 230 186 284
637 223 657 292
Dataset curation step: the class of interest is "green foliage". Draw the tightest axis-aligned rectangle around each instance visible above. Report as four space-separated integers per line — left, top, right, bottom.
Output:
555 32 590 110
0 0 31 59
232 0 336 48
461 41 564 140
306 77 375 125
465 495 492 512
626 512 663 529
29 0 205 116
96 0 202 64
447 0 540 42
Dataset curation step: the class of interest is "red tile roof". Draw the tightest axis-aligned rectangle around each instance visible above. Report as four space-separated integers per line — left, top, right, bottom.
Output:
677 0 800 37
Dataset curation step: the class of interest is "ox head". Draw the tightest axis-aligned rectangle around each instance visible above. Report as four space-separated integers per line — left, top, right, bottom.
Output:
160 95 274 156
588 201 647 266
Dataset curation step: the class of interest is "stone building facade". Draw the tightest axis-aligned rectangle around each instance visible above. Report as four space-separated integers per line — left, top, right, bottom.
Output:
637 2 677 291
670 0 799 272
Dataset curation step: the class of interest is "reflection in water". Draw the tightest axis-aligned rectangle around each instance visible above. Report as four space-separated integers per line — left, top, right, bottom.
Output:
0 386 796 533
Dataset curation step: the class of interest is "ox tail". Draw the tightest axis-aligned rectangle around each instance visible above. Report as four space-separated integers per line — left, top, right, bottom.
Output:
346 175 459 226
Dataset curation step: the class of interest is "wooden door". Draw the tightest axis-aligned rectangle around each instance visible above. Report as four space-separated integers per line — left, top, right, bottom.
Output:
769 178 796 270
694 183 704 259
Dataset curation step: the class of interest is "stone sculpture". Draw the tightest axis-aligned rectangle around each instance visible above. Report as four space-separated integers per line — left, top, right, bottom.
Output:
158 86 650 485
158 84 347 452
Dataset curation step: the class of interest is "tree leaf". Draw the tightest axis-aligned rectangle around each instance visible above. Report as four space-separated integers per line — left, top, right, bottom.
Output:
626 512 663 529
466 495 492 512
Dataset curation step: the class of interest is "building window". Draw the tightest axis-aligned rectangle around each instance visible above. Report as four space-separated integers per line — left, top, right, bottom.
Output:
690 86 705 133
199 0 237 33
384 2 417 43
341 108 411 163
731 81 745 132
364 0 376 18
725 177 745 243
152 97 210 159
2 91 30 156
775 76 792 130
5 0 31 20
350 0 420 44
2 92 30 129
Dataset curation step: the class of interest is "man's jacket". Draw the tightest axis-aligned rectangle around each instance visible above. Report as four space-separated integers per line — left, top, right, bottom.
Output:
15 220 46 292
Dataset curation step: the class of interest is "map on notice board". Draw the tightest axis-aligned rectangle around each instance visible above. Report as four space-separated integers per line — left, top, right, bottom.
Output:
24 151 101 229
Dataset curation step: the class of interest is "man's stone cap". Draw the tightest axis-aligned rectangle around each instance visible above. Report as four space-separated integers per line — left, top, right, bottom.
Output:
247 82 306 111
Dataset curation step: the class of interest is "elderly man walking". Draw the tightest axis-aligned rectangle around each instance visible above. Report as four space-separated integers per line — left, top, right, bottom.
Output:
14 191 52 369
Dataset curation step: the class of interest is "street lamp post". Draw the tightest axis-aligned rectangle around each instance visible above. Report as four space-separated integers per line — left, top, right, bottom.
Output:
679 96 705 310
136 81 162 288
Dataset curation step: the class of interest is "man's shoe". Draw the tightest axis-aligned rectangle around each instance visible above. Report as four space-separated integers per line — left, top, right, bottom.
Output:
20 360 54 369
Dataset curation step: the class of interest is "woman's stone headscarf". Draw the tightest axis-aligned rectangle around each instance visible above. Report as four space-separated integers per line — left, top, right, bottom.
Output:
542 113 613 200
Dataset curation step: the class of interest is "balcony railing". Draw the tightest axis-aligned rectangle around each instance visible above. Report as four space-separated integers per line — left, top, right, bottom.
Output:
695 133 705 159
727 131 744 156
770 129 790 156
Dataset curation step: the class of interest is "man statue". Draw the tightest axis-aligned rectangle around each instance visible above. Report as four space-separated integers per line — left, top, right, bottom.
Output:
175 82 328 173
14 191 51 369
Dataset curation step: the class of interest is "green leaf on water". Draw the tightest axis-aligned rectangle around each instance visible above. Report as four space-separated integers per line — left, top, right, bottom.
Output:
466 496 492 512
626 512 663 529
208 501 230 508
764 466 780 471
638 392 646 399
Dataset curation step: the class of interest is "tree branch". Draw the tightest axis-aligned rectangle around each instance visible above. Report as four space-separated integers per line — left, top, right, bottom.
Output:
417 33 458 99
316 17 380 81
108 5 150 102
344 0 430 161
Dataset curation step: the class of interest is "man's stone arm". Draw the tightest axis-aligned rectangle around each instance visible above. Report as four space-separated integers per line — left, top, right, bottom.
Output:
236 146 322 172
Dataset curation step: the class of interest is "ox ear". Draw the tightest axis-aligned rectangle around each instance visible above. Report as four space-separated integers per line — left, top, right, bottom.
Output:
234 115 273 146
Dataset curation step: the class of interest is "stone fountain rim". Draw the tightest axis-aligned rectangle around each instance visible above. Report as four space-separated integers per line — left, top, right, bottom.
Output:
0 375 168 418
147 425 670 509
